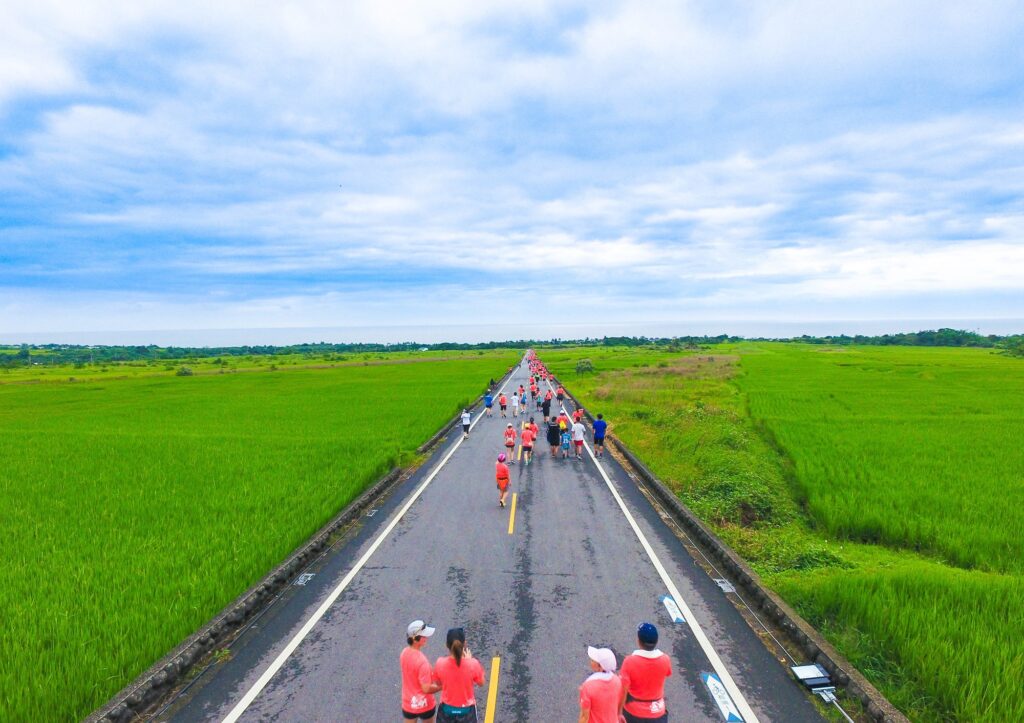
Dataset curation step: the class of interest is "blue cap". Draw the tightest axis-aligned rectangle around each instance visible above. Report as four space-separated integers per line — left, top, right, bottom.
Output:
637 622 658 644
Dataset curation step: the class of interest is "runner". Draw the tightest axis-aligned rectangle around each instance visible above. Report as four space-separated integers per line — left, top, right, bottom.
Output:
619 623 672 723
541 395 552 423
498 393 508 418
578 646 622 723
556 385 565 405
483 391 494 417
510 392 520 418
571 419 586 459
560 427 572 459
495 453 510 507
521 424 535 465
592 413 607 457
544 388 553 404
573 407 584 424
520 389 528 412
503 423 517 464
402 621 442 722
433 627 485 723
461 409 472 439
557 410 570 433
546 417 561 458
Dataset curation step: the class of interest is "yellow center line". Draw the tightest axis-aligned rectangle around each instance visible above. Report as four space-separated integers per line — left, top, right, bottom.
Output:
507 493 518 535
516 444 522 462
484 656 501 723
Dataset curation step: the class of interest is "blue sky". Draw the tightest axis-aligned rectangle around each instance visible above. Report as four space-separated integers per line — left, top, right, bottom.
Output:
2 1 1023 341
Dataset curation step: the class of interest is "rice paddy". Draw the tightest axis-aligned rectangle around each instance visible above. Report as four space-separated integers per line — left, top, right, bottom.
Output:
0 350 516 721
542 343 1024 722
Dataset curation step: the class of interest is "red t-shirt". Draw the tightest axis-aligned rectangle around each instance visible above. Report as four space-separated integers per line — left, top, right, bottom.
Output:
504 429 517 446
521 429 535 448
433 655 485 708
620 651 672 718
498 395 507 405
545 390 553 400
495 462 510 481
573 410 583 422
400 647 435 714
579 672 622 723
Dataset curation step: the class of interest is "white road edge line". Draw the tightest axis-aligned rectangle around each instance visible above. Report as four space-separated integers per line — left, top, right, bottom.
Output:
221 361 521 723
551 382 760 723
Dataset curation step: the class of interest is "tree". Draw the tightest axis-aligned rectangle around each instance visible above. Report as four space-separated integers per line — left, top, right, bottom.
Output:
575 358 594 374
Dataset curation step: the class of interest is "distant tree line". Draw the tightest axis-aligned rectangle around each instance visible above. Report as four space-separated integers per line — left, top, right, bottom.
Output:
2 329 1022 368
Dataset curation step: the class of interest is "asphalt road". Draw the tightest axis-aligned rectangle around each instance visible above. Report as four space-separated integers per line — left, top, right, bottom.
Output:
159 360 825 722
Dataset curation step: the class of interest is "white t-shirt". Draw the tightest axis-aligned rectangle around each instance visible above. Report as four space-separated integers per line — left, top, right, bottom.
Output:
461 412 471 425
511 395 520 407
572 422 586 441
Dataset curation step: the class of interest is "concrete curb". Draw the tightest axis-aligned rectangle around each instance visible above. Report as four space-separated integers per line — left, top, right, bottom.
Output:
88 364 518 723
551 377 908 723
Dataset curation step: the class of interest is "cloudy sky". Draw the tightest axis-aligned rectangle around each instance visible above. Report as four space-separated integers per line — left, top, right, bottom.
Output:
2 1 1023 341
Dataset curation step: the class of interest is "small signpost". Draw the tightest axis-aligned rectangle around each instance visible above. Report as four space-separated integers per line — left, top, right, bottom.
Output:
661 594 686 624
701 671 744 722
713 578 736 593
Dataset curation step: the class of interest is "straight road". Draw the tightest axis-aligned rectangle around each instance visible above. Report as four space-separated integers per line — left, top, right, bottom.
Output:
159 359 824 722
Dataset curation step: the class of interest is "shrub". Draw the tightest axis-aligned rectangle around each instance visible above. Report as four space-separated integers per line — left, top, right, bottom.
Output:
175 366 194 377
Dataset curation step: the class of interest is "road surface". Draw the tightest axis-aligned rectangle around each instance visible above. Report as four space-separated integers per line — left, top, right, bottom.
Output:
158 359 824 722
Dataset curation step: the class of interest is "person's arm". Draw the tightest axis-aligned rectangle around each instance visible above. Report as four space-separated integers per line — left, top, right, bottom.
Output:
577 707 590 723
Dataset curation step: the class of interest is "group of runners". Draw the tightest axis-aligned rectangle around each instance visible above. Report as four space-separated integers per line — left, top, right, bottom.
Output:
400 618 673 722
483 357 608 507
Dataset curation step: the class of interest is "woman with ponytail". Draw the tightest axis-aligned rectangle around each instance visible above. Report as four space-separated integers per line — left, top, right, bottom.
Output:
432 627 485 722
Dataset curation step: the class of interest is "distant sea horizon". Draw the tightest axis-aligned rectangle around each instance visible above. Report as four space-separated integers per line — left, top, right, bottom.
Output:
2 319 1022 347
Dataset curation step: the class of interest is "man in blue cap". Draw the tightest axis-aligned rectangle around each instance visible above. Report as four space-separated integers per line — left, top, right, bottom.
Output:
618 622 672 722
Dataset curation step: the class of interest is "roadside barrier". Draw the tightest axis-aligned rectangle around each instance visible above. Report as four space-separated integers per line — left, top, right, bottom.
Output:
552 378 908 723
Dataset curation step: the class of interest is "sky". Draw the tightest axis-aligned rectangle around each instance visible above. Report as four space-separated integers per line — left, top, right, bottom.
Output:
2 1 1023 343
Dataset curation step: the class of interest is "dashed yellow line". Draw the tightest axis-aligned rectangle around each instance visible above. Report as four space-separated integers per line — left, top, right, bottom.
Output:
516 444 522 462
484 656 501 723
507 493 518 535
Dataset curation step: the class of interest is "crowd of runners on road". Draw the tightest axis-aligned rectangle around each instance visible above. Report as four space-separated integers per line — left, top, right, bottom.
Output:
403 352 670 722
477 353 608 507
401 619 672 723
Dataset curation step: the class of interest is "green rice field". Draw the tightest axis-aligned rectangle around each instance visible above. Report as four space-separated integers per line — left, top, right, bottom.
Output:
0 350 516 721
542 343 1024 722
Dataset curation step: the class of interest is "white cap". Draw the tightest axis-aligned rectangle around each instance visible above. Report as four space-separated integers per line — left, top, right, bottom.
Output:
587 646 616 672
407 620 436 638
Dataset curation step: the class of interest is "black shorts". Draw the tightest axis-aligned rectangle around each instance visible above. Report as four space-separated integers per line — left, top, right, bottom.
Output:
500 404 507 410
594 436 605 445
462 424 470 433
437 704 477 722
623 711 667 723
403 706 437 720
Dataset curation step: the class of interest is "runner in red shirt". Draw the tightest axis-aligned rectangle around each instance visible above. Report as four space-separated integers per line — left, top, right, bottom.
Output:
578 646 622 723
401 620 441 722
503 423 517 464
495 453 510 507
619 623 672 722
498 393 508 418
573 408 584 424
521 425 535 465
433 627 485 722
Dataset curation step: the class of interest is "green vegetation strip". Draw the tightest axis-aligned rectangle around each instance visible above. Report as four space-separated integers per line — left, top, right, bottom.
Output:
0 351 516 722
543 344 1024 723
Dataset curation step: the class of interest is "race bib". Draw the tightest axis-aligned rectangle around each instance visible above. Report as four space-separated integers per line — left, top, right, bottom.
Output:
411 694 429 710
649 698 666 713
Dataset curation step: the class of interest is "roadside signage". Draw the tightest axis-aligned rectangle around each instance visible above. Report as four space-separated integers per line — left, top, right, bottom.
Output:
661 594 686 624
701 671 744 722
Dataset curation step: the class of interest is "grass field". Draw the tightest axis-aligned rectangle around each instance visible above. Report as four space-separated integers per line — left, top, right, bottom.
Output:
541 344 1024 722
0 350 516 721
